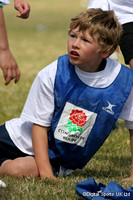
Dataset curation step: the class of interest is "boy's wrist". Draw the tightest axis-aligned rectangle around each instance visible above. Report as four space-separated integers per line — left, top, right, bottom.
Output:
0 47 10 55
0 39 9 52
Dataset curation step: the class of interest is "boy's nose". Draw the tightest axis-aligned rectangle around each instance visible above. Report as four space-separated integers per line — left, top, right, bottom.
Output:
72 39 80 48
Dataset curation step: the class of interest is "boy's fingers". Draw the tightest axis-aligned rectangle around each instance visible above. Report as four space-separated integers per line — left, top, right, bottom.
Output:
16 12 29 19
14 68 21 83
4 68 12 85
15 3 30 19
2 66 20 85
121 177 133 182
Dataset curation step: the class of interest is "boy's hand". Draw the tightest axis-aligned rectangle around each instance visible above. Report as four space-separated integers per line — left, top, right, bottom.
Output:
14 0 30 19
121 165 133 182
0 49 20 85
121 177 133 182
40 174 58 181
39 159 58 181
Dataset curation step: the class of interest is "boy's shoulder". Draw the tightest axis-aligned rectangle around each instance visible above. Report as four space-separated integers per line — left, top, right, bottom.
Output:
107 58 133 74
33 55 68 85
120 62 133 76
37 60 58 81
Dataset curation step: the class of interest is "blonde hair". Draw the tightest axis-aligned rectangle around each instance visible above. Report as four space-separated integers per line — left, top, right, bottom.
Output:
69 8 122 55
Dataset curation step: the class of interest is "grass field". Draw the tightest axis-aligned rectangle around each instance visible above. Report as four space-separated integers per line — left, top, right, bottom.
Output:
0 0 133 199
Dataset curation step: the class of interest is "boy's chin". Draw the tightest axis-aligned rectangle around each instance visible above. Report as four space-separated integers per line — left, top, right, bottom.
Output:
69 58 78 66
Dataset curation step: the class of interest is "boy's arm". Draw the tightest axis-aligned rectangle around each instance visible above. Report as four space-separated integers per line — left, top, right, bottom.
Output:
0 7 20 85
32 124 57 180
14 0 30 19
122 129 133 181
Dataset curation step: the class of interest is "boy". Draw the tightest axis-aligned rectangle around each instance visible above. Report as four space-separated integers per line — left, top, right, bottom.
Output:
0 8 133 181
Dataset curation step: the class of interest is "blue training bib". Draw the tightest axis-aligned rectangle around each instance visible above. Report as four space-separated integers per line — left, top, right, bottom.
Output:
48 54 133 170
76 178 133 200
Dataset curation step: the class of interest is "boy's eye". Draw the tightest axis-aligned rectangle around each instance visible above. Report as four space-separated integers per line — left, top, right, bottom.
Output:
83 38 89 43
70 33 76 38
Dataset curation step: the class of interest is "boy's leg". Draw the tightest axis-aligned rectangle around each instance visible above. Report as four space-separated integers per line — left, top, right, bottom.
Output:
0 156 39 178
119 22 133 68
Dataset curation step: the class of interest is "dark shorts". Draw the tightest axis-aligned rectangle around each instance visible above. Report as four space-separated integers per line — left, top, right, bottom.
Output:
119 22 133 64
0 124 59 176
0 124 30 165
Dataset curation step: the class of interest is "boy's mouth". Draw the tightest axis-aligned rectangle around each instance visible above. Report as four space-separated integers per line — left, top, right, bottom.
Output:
70 50 79 58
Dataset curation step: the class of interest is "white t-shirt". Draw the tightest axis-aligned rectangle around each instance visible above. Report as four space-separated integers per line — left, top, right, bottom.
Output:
5 58 133 155
87 0 133 24
1 0 10 5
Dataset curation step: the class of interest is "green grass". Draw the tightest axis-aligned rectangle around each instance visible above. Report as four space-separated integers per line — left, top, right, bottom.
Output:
0 123 132 200
0 0 133 199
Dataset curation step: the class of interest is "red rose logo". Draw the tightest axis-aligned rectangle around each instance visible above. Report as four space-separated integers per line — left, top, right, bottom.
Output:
69 109 87 127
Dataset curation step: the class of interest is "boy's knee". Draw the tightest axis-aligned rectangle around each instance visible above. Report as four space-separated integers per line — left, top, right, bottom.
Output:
0 157 39 178
11 158 26 175
0 159 24 177
11 157 39 177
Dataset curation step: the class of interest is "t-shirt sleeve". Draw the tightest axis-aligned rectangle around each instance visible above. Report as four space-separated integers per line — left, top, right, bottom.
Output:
20 60 57 127
87 0 109 10
1 0 10 5
119 87 133 129
124 120 133 130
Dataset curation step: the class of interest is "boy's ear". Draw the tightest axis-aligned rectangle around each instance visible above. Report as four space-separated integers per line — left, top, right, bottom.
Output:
101 50 111 59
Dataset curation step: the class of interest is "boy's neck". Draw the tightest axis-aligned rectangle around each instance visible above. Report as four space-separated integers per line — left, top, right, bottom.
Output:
96 59 106 72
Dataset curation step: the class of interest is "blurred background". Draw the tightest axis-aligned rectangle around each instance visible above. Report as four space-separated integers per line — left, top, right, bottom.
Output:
0 0 89 123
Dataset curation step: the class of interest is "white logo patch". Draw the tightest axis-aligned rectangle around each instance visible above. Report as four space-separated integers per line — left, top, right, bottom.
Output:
102 100 116 115
54 102 97 147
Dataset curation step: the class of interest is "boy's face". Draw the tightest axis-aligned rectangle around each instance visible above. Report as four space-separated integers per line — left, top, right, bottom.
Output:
67 27 104 72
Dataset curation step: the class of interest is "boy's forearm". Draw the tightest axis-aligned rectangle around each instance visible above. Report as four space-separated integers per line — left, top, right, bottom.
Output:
0 7 20 85
32 124 56 179
0 8 9 51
